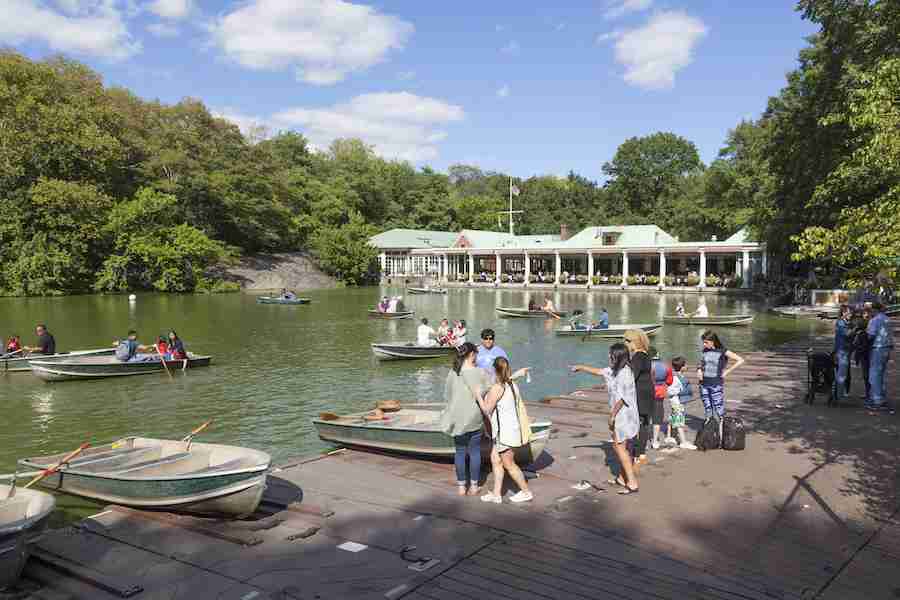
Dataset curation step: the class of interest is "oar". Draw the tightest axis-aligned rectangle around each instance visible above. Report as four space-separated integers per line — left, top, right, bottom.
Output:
22 442 90 492
155 344 173 379
182 419 213 450
3 349 24 358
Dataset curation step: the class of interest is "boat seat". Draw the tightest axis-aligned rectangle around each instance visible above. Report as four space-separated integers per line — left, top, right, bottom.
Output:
111 451 211 477
0 498 29 525
66 447 162 473
189 457 251 475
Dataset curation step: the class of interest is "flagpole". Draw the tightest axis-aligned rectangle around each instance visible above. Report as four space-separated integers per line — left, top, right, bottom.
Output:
508 177 514 235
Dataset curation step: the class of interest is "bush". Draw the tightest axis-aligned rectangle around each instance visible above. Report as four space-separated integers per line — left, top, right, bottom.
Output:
195 279 241 294
610 275 623 285
664 276 676 286
686 275 701 286
705 275 722 287
646 275 659 285
626 275 638 285
726 276 743 288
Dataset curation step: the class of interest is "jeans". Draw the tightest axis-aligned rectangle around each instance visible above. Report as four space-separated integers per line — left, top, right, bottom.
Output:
834 350 850 404
700 383 726 418
868 348 892 407
453 429 482 486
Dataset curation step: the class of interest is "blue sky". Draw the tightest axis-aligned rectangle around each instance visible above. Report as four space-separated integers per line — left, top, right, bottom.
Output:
2 0 818 178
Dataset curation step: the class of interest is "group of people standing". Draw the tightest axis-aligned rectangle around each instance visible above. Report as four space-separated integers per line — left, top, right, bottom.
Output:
834 301 895 412
573 328 744 495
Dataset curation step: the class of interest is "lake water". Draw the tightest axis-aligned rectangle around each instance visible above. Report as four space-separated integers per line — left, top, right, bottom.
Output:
1 287 829 478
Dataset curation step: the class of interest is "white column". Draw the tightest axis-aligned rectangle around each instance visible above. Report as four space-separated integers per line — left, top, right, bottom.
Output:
587 252 594 287
742 250 751 288
762 250 768 277
622 251 629 287
524 253 531 287
554 251 561 284
468 253 474 284
442 253 448 282
495 252 502 284
659 251 666 288
735 253 741 279
699 250 707 287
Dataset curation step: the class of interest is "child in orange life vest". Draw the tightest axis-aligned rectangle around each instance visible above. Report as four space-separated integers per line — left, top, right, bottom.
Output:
649 347 674 449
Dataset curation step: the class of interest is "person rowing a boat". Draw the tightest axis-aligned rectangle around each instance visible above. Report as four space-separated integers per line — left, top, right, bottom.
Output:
167 330 187 360
22 324 56 356
377 296 390 313
113 330 158 363
417 318 437 347
280 288 297 300
675 302 686 317
597 307 610 330
541 296 561 319
691 302 709 318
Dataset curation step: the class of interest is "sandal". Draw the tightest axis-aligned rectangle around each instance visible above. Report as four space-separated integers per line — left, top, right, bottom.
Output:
606 477 627 488
618 486 639 496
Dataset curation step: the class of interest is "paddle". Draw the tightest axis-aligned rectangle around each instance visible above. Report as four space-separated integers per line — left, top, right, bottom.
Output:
2 348 24 359
21 442 90 493
155 344 173 379
182 419 213 451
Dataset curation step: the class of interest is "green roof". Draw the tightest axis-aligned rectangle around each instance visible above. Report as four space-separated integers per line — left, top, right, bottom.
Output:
724 228 753 243
369 229 458 249
561 225 677 248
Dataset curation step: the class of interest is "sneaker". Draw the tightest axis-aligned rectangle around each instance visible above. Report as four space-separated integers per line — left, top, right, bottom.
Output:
510 490 534 503
651 441 660 450
679 442 697 450
480 492 502 504
664 437 677 446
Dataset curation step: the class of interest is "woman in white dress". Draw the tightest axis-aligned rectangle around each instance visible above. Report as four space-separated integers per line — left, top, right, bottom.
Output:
571 342 640 495
478 357 533 504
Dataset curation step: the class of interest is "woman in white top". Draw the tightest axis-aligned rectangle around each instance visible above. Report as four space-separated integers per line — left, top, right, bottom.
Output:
416 318 436 346
571 342 640 495
478 357 533 504
453 320 467 345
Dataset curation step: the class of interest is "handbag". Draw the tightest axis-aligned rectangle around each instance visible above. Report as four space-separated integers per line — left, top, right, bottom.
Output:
511 384 532 446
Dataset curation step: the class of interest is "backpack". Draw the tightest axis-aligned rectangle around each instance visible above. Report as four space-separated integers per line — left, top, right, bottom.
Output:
115 341 135 362
675 373 694 404
722 416 746 451
651 360 671 399
694 416 721 451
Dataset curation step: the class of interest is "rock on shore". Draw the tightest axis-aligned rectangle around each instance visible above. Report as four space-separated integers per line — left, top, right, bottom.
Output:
223 252 338 291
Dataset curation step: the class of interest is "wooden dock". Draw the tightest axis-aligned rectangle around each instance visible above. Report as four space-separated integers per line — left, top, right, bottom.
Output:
7 324 899 600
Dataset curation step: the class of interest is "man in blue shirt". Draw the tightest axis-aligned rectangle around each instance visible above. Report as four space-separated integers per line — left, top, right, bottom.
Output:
597 307 610 330
833 305 852 404
476 328 508 379
866 302 895 412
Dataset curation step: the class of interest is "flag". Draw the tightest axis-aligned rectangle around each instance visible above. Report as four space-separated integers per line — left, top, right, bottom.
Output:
510 184 520 196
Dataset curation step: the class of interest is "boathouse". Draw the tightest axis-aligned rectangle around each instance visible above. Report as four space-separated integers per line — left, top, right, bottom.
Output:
370 225 766 289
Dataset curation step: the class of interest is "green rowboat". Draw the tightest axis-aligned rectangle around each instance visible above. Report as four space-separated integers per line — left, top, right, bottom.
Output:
555 323 662 338
30 353 212 382
496 307 571 318
19 437 270 518
0 485 55 589
313 403 552 465
1 348 115 373
257 296 311 305
662 314 754 326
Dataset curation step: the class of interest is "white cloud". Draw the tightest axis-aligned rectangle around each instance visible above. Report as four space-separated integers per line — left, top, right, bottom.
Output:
595 30 623 43
272 92 464 162
213 107 274 142
611 11 707 89
147 22 179 37
604 0 653 19
210 0 413 85
500 40 520 55
496 84 509 98
0 0 140 60
148 0 192 19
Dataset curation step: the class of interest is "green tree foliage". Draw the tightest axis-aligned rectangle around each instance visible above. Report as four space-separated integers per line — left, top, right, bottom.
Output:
311 211 379 285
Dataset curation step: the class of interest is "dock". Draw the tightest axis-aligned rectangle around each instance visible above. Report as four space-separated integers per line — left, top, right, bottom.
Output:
8 324 899 600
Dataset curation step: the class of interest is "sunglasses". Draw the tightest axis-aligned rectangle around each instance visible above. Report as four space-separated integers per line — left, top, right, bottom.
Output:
482 337 494 341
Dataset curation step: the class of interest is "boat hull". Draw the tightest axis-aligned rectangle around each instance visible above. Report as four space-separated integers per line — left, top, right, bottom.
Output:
313 404 552 465
555 324 662 338
662 315 754 326
496 307 571 318
407 288 447 295
1 348 115 373
371 343 457 360
29 355 212 382
19 438 270 518
367 309 415 320
0 486 55 590
257 297 310 305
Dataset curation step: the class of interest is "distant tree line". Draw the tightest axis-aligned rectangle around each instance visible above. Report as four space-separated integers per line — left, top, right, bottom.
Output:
0 0 895 295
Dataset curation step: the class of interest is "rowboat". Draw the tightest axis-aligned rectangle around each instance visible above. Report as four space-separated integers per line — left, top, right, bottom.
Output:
18 437 270 518
29 353 212 382
368 309 415 320
0 486 55 590
313 403 552 465
407 287 448 295
257 296 310 305
496 307 571 318
1 348 115 373
771 305 827 319
555 323 662 338
662 314 755 326
372 343 458 360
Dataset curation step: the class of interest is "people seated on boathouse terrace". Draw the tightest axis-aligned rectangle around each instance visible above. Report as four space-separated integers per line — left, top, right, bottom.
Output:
370 225 766 289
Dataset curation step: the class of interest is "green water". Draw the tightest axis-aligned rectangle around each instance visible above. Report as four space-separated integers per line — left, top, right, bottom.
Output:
1 287 829 475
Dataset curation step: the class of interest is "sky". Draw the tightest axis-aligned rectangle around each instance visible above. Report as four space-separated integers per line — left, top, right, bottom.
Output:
1 0 819 179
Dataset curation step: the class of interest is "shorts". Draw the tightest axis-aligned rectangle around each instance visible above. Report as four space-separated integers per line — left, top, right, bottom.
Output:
493 441 521 453
651 398 667 425
670 402 685 428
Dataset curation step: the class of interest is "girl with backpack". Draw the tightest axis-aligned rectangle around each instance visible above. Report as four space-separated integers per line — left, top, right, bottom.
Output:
697 331 745 420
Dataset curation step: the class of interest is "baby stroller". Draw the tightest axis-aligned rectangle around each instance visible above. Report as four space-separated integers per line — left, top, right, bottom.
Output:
806 350 835 406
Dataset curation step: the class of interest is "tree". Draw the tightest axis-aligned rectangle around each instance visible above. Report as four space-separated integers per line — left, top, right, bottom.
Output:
602 132 702 213
311 211 378 285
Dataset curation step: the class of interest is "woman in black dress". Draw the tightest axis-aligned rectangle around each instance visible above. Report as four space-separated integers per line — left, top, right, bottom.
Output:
624 329 653 468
